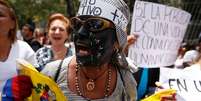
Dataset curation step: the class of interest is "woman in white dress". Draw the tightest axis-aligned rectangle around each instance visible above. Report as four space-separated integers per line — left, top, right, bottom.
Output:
0 0 36 100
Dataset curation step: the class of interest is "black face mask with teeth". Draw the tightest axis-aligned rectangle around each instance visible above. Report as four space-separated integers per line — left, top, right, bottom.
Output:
73 25 116 67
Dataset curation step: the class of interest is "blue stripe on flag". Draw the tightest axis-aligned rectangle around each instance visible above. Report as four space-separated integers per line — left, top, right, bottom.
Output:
2 78 14 101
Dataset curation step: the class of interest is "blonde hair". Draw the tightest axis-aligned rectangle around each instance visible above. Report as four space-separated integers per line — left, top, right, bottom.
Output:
46 13 72 34
0 0 18 43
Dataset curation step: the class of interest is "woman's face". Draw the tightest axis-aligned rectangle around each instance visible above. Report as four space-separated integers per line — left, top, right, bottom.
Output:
72 16 116 66
48 19 68 45
0 4 14 39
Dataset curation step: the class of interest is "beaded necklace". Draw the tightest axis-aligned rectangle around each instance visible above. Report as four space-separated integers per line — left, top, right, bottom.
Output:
75 64 112 97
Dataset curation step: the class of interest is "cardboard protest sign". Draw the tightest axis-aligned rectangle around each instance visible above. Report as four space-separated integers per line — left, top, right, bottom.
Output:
16 59 67 101
159 67 201 101
128 1 191 67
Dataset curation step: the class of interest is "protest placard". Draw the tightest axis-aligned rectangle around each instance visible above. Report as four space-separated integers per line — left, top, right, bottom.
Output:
160 67 201 101
128 1 191 67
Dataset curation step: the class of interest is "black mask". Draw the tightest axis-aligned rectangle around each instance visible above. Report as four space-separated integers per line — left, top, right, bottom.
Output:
73 22 116 67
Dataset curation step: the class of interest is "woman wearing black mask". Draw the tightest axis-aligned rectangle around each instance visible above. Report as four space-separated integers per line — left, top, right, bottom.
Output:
42 0 137 100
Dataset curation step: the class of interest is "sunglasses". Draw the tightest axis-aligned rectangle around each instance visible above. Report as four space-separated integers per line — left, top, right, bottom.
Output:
71 17 115 32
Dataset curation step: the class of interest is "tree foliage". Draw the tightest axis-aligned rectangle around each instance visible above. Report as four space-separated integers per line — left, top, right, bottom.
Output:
8 0 79 28
8 0 193 29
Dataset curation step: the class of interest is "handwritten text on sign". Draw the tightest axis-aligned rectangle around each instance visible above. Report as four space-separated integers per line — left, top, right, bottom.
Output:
78 0 128 29
128 1 191 67
160 67 201 101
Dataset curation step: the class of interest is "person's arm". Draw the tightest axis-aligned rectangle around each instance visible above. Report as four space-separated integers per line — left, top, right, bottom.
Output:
155 82 176 101
127 34 138 47
126 57 138 73
125 34 139 72
125 34 138 55
0 92 2 101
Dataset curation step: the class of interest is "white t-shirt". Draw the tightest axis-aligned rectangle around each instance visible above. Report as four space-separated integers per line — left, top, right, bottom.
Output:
0 40 37 92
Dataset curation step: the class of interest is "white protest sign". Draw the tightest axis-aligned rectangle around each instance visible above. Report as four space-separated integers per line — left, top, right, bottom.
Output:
128 1 191 67
159 67 201 101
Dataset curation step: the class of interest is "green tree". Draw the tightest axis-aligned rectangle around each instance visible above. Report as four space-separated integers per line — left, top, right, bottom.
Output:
8 0 79 28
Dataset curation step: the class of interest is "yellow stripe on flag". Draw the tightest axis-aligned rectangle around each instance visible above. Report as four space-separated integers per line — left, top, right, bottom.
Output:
16 59 67 101
141 89 176 101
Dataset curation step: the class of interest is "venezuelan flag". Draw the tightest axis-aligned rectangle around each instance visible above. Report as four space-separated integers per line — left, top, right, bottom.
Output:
2 77 14 101
1 59 67 101
2 75 32 101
